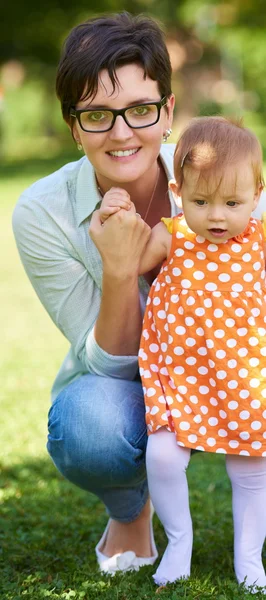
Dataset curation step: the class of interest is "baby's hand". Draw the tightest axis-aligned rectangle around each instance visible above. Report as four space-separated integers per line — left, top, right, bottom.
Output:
99 187 132 223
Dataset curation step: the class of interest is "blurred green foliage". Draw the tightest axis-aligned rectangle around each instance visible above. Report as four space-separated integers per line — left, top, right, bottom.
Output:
1 0 266 160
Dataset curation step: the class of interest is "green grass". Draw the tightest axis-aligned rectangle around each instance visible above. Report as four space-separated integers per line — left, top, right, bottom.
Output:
1 154 266 599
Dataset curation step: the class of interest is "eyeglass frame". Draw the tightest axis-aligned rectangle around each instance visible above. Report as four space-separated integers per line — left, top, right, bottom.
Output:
70 96 168 133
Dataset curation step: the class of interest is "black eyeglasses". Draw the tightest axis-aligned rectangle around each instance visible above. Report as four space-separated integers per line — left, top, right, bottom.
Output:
70 97 167 133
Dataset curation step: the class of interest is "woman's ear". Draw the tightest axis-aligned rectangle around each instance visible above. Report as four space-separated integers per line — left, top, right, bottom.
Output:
169 179 182 208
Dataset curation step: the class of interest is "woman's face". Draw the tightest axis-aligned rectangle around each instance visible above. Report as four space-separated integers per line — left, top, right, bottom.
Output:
73 63 175 186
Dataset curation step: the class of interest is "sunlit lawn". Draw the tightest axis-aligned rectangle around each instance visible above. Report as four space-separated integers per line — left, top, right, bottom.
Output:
1 155 266 599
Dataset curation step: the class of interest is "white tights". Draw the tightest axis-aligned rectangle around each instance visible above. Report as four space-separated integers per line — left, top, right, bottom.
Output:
147 429 266 589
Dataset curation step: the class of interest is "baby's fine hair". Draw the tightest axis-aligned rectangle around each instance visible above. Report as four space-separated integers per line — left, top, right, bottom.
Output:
174 116 264 191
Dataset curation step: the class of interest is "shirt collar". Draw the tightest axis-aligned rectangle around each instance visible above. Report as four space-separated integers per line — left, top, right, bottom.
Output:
75 157 102 226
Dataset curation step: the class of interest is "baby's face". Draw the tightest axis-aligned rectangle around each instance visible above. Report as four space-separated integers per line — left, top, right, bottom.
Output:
180 159 261 244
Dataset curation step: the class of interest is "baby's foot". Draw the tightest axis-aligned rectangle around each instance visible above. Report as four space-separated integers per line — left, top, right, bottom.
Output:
152 541 191 586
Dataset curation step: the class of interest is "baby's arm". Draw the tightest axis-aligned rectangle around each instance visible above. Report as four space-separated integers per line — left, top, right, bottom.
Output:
99 188 132 223
139 221 171 274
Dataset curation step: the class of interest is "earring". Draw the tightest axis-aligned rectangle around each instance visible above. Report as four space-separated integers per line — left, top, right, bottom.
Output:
163 128 172 142
76 142 83 152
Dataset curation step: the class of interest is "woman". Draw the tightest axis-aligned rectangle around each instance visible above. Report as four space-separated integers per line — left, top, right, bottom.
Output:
12 12 176 574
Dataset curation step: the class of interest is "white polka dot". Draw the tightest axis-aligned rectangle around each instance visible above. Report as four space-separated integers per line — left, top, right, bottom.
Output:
249 360 260 370
253 261 261 271
186 296 195 306
206 339 214 349
185 317 195 326
199 386 209 395
238 348 248 357
242 253 252 262
173 366 185 375
228 401 238 409
199 426 207 435
229 440 239 449
194 415 202 423
190 395 198 404
210 397 218 406
239 431 250 440
237 328 248 337
167 314 176 323
161 342 167 352
186 376 197 384
261 368 266 377
218 391 227 400
204 298 212 308
188 434 197 443
149 344 159 353
216 350 226 359
239 410 250 420
207 244 218 252
232 284 243 292
178 307 184 315
193 271 205 280
208 417 218 426
260 348 266 356
183 259 194 268
174 346 184 356
175 248 185 257
178 386 187 395
214 309 223 318
179 421 190 431
195 307 205 317
181 279 191 289
198 347 207 355
243 273 253 282
186 357 197 365
219 410 227 419
205 282 217 291
209 378 216 387
150 405 159 414
219 273 231 283
252 242 259 251
214 329 225 339
250 379 260 388
239 450 250 456
239 368 248 378
228 421 238 430
224 299 232 307
217 371 227 380
207 438 216 447
160 367 168 376
198 366 208 375
227 359 237 368
196 327 204 336
146 388 157 398
231 263 242 272
218 429 227 437
252 308 260 317
196 251 206 260
226 318 235 328
175 326 186 335
205 319 213 328
150 364 159 372
184 241 194 249
196 235 205 243
251 421 262 430
172 268 181 276
239 390 249 400
153 297 161 306
227 338 237 348
251 441 262 450
219 253 231 262
186 338 196 347
171 409 181 418
216 448 227 454
207 262 218 271
200 405 208 414
250 400 261 409
231 243 241 253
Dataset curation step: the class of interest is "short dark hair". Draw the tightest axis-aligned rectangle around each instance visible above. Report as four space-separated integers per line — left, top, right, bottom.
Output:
56 11 172 126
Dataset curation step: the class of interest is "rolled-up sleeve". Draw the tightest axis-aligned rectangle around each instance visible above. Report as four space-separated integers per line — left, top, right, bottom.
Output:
12 191 138 381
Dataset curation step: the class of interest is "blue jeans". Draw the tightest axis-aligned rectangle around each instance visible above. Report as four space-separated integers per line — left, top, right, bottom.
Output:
47 373 148 522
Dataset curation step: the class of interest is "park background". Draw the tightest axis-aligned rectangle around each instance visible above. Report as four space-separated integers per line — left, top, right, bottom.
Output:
1 1 266 599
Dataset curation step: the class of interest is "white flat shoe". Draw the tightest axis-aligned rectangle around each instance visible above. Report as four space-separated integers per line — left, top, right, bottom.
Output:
95 510 158 575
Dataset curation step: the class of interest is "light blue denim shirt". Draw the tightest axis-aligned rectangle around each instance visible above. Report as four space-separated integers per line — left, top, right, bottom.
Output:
12 144 179 401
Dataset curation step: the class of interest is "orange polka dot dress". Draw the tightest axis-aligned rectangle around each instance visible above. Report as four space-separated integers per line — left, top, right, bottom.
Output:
139 215 266 456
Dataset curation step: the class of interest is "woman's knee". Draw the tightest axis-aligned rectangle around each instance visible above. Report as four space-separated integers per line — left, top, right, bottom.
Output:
47 374 147 489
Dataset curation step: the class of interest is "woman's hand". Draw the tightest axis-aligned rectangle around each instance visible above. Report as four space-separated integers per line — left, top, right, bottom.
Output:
89 206 151 280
